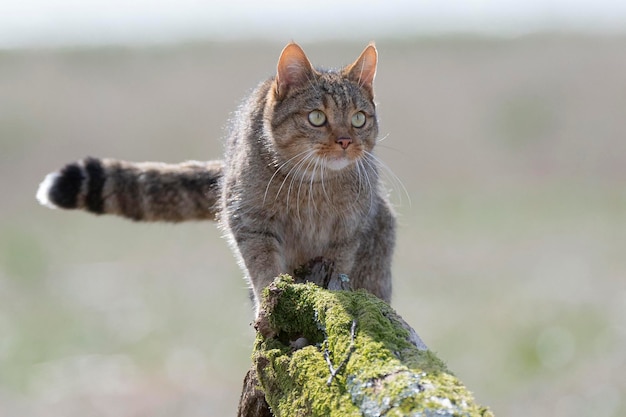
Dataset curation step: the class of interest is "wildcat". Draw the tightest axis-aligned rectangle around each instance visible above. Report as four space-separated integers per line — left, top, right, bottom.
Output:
37 43 396 314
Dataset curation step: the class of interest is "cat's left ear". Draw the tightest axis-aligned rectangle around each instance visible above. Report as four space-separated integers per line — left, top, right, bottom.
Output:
275 43 315 99
345 43 378 95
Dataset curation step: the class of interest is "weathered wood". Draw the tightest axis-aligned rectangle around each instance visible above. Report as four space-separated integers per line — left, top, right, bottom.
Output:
237 257 338 417
238 272 494 417
237 367 272 417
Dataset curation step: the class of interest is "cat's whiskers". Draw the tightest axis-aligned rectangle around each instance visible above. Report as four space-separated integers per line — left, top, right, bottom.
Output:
375 133 406 155
354 157 365 202
285 151 315 219
357 158 376 218
263 149 312 205
319 157 331 204
376 133 391 143
307 157 322 216
274 150 313 200
364 151 411 207
295 154 318 221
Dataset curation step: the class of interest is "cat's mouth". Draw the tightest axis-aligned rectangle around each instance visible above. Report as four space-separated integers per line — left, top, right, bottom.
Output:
324 156 352 171
322 149 365 171
320 144 367 171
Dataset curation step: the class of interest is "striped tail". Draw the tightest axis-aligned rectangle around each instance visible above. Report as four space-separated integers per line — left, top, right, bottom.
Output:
36 157 223 222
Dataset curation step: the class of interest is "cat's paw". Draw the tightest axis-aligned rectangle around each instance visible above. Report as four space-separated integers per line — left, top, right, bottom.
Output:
36 162 85 209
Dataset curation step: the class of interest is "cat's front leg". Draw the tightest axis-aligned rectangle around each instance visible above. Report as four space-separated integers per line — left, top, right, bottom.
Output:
348 204 396 303
231 227 287 313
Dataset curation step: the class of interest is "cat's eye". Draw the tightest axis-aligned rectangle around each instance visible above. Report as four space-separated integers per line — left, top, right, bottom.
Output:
351 111 366 128
308 110 327 127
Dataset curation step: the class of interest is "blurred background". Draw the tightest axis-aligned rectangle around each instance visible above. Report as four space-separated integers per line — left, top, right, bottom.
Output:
1 1 625 416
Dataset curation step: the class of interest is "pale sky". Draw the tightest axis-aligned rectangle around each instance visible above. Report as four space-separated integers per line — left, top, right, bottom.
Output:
1 0 625 48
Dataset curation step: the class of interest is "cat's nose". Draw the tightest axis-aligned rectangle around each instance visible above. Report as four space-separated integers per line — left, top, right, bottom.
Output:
336 137 352 149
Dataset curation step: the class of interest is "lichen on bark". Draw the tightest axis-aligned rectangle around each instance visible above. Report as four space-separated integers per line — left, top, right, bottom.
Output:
250 275 493 417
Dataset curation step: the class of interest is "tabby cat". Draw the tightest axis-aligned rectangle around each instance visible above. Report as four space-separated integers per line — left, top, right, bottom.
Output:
37 43 396 314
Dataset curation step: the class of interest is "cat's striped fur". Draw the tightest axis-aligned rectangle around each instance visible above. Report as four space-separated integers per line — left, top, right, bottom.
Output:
37 43 396 314
37 158 222 221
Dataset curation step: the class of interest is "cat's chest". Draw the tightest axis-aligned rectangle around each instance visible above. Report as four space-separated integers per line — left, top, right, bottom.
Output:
255 169 368 264
279 210 342 265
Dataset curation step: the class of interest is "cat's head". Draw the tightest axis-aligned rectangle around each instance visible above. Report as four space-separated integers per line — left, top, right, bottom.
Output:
265 43 379 172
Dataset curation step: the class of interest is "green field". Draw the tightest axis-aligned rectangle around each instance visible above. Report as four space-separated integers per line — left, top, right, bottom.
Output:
1 36 625 416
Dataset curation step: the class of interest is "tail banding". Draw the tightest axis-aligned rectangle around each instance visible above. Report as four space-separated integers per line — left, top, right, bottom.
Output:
36 157 223 222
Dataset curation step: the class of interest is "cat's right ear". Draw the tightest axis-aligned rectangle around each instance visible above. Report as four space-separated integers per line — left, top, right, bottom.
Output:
275 43 314 100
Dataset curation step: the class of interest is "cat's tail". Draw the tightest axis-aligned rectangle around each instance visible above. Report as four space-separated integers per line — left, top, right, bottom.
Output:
36 157 223 222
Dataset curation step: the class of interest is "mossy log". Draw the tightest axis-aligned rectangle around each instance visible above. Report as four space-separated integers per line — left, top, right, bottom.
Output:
238 274 493 417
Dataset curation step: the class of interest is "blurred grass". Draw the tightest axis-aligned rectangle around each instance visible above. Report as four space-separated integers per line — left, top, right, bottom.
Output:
1 36 625 416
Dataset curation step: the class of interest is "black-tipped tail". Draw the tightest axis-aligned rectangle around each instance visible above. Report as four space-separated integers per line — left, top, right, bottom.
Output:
37 157 223 222
36 162 84 209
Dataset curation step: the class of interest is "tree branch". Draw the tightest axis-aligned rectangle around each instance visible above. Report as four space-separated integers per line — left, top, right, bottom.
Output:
238 269 493 417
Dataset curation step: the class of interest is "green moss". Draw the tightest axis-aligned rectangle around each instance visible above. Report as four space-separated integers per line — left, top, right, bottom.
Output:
254 276 493 417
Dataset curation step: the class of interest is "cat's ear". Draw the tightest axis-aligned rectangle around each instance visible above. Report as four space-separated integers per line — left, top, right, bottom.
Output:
345 43 378 94
275 43 314 99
